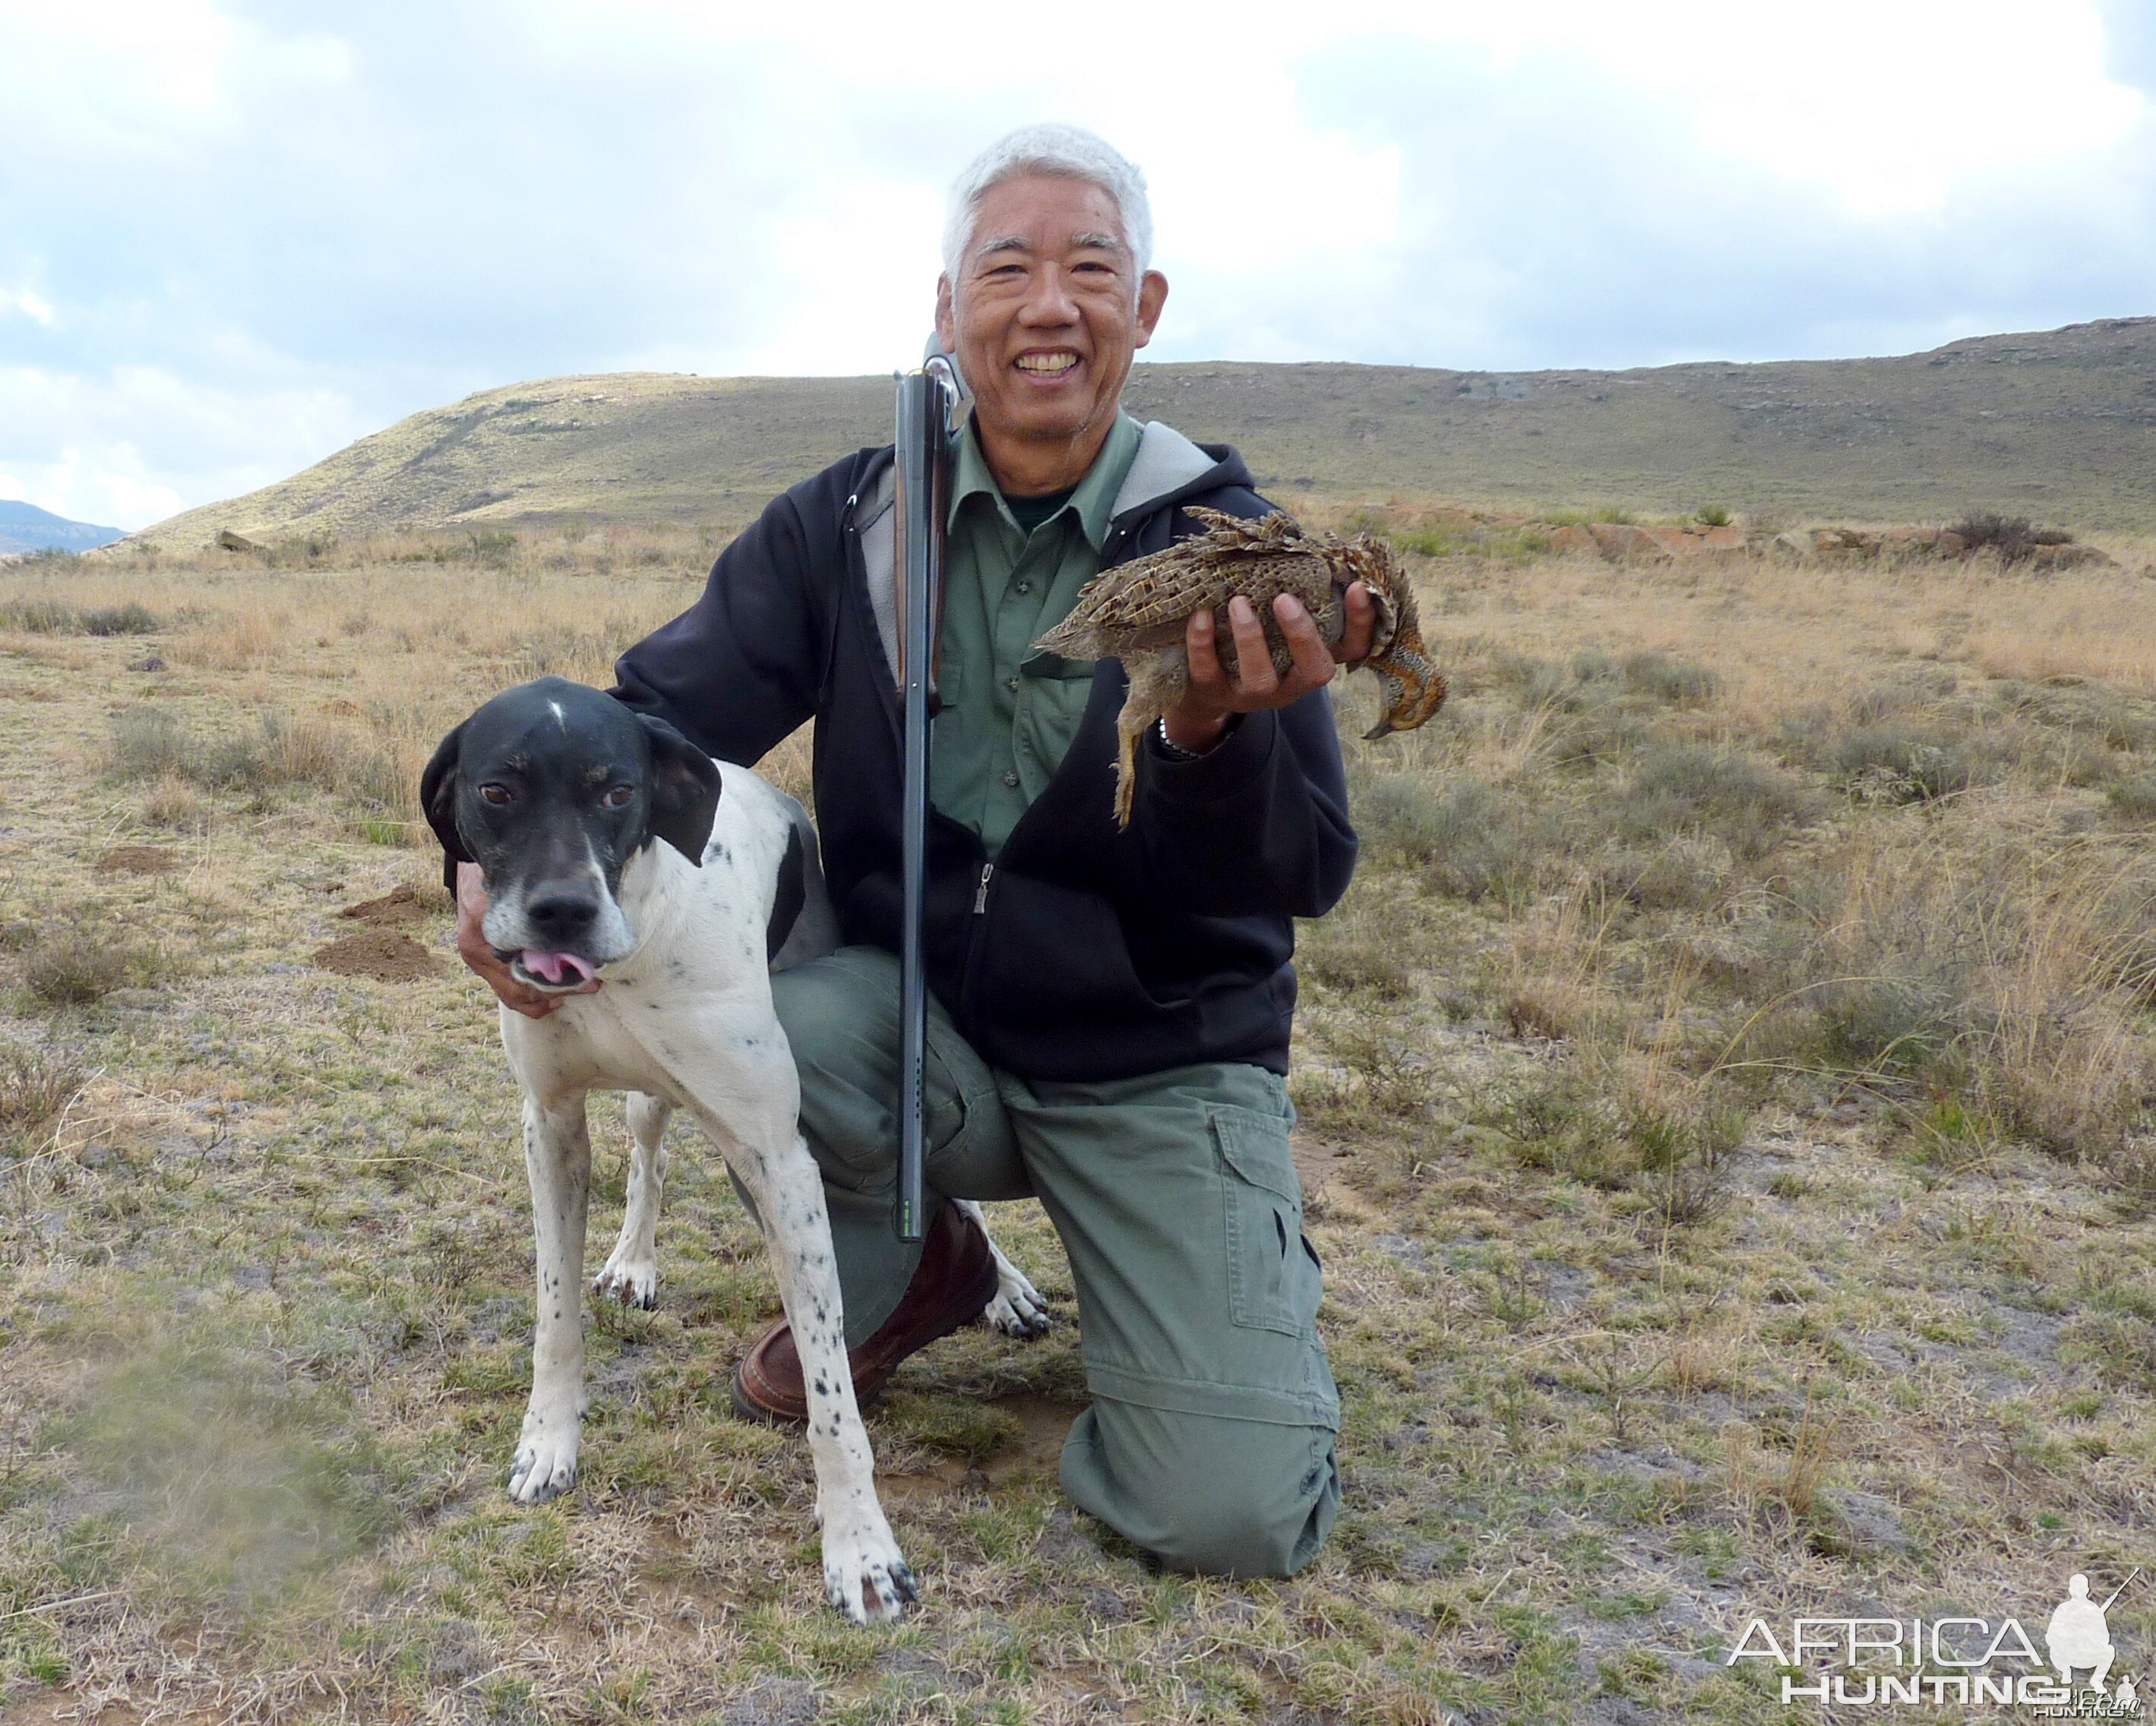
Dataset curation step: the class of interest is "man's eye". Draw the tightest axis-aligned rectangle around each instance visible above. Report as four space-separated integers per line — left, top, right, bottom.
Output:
601 785 634 809
479 784 512 806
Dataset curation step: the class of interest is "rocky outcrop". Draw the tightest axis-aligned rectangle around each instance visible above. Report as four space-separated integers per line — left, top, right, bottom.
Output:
1769 526 2114 570
1547 517 2120 571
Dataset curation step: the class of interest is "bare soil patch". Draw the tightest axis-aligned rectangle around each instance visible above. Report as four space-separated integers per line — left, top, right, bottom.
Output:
311 928 439 982
94 845 178 876
878 1392 1085 1508
337 881 444 927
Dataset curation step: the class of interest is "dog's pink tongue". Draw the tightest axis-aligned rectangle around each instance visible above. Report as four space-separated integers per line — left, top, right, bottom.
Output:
521 950 596 985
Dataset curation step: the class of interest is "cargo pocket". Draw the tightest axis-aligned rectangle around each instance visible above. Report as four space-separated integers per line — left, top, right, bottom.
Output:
1214 1105 1321 1337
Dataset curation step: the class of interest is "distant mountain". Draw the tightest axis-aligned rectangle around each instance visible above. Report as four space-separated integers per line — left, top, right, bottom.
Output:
0 500 126 555
129 317 2156 547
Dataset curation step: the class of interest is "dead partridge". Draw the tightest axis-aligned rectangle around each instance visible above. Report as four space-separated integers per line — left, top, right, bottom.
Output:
1033 507 1446 824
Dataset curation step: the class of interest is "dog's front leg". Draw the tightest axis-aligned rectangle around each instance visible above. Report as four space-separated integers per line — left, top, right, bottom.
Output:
722 1119 915 1625
510 1091 591 1504
594 1092 671 1310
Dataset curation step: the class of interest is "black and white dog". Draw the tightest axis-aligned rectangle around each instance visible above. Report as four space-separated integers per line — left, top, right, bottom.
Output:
422 677 1042 1623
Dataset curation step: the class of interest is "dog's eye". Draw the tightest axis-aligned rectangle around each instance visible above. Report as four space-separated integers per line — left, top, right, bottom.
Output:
601 784 634 809
479 783 513 806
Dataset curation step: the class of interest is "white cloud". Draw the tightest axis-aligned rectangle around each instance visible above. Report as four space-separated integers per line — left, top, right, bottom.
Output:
2 287 54 327
0 363 368 527
0 0 2149 524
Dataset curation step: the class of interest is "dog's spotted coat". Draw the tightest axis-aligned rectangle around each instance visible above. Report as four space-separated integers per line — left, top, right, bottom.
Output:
425 679 1045 1623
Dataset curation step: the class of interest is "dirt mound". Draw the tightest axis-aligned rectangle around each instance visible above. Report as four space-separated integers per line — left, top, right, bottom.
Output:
338 883 445 927
97 846 179 875
312 929 439 982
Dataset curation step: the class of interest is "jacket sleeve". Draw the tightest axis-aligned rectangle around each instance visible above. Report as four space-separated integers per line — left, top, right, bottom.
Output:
608 474 839 766
1127 687 1359 919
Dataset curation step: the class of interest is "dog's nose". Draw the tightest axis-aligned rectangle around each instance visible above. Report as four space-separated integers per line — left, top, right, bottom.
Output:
525 888 599 941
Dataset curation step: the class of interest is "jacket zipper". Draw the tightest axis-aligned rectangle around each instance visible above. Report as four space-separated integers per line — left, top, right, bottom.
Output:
953 485 1208 1022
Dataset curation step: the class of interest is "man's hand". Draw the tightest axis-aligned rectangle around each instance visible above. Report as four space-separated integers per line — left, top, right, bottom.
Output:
455 861 599 1019
1162 581 1376 754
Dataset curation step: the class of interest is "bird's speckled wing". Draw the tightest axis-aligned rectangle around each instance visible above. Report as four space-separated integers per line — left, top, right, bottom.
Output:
1034 511 1341 659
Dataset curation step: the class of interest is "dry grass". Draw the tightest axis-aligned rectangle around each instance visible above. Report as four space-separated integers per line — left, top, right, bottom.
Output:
4 523 2156 1723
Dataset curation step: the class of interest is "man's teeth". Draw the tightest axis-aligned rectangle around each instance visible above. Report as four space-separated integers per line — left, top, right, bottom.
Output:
1015 353 1078 374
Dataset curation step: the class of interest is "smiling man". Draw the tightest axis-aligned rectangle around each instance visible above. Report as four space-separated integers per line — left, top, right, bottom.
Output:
458 125 1370 1576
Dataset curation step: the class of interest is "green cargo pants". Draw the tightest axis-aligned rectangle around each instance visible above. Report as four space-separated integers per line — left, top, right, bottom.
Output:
769 946 1341 1578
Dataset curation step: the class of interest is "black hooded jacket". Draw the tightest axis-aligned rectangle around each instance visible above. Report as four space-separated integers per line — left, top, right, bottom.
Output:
610 422 1358 1083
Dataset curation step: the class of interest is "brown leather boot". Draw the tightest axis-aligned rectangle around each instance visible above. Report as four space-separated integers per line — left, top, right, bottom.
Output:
731 1198 998 1425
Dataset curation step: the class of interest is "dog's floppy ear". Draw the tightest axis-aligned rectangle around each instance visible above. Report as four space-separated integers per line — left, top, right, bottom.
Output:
637 713 722 865
420 720 473 895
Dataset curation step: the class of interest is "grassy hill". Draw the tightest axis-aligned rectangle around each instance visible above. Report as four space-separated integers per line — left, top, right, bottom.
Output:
134 315 2156 547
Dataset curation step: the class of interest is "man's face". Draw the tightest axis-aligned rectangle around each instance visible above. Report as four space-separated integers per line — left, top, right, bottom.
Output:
935 174 1168 479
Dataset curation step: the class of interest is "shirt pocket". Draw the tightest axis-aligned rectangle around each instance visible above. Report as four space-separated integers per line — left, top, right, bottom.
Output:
1016 653 1099 787
1212 1104 1323 1337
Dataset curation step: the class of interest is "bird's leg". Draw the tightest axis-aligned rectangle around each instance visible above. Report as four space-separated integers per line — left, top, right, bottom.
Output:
1114 700 1146 827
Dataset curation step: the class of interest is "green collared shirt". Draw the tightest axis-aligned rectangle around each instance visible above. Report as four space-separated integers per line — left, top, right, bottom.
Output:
930 412 1142 856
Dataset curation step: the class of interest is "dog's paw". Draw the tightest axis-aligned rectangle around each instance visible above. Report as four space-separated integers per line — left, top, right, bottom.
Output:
982 1263 1052 1339
823 1523 918 1626
592 1258 658 1310
507 1422 580 1504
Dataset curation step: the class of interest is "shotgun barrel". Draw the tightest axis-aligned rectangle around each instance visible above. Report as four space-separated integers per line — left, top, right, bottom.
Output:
891 352 963 1242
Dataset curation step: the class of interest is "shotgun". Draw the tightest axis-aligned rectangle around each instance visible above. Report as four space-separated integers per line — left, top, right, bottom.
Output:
890 346 966 1241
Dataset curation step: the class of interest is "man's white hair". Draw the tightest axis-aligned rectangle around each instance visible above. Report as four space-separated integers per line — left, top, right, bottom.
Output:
941 124 1153 289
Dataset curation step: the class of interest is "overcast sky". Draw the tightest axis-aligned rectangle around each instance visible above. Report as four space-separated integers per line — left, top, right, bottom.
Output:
2 0 2151 529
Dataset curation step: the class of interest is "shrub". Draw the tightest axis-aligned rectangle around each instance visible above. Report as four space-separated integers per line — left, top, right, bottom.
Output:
1486 1079 1630 1189
81 602 160 636
1627 1102 1745 1226
1356 776 1484 866
508 625 617 681
1354 776 1534 901
1620 650 1719 707
1299 944 1412 1001
1589 842 1730 910
1831 726 1976 802
109 707 397 808
1949 511 2074 564
1694 504 1733 528
1389 524 1550 564
21 925 165 1006
110 709 194 781
0 1042 83 1140
1389 526 1472 558
1617 744 1811 853
1814 975 1966 1078
0 598 160 634
463 530 517 568
1494 652 1570 707
0 598 77 633
2107 774 2156 823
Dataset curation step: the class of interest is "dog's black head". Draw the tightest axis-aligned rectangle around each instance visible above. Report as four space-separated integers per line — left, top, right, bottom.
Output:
422 678 722 990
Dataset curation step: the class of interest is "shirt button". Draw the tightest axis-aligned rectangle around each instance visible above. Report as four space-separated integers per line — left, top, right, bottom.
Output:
1001 770 1020 788
1005 675 1020 691
1015 580 1032 594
